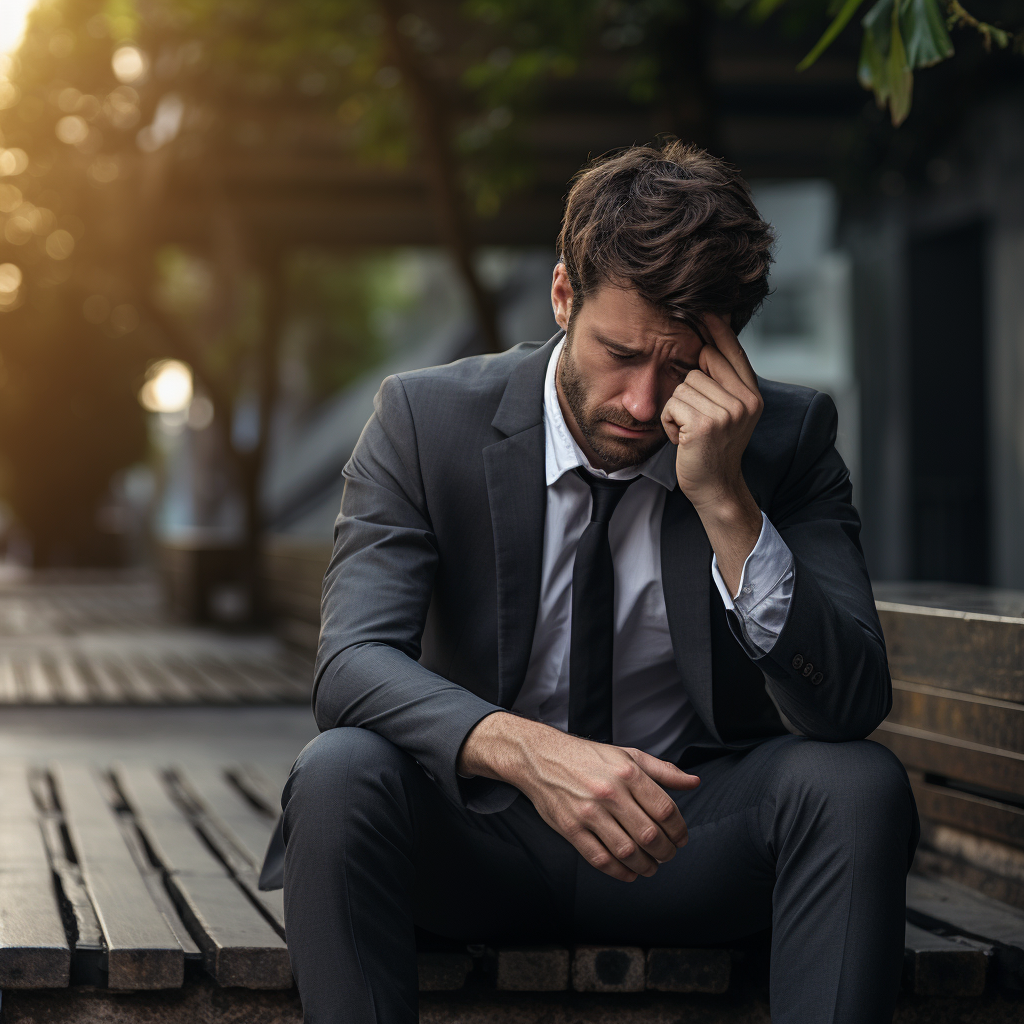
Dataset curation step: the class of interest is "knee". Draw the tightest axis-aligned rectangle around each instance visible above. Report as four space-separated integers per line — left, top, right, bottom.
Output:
284 727 413 819
776 738 914 828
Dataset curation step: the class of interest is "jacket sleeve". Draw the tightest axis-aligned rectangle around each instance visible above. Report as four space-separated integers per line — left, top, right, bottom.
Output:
749 391 892 740
312 374 504 805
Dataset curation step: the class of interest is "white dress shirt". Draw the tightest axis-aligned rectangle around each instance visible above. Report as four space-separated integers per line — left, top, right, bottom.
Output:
511 338 795 759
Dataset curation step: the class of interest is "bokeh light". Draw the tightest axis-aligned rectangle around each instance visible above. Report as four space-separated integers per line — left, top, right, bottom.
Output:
0 0 36 56
112 46 147 84
139 360 193 413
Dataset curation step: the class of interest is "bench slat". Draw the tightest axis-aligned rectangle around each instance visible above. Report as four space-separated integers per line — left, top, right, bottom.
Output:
168 766 285 930
114 764 291 989
889 681 1024 755
174 764 277 868
0 762 71 988
907 874 1024 989
911 777 1024 852
52 763 184 989
873 722 1024 794
904 922 989 996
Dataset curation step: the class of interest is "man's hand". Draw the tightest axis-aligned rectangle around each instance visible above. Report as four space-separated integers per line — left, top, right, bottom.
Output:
458 712 700 882
660 313 764 594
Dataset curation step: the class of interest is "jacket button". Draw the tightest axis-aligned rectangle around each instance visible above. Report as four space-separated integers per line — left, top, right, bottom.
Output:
802 663 814 678
812 671 824 685
791 654 804 670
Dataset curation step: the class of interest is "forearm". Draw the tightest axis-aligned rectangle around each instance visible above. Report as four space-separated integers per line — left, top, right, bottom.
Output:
694 483 762 596
457 710 565 788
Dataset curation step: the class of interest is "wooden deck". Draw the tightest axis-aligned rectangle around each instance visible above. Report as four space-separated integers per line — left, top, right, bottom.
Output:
0 572 312 706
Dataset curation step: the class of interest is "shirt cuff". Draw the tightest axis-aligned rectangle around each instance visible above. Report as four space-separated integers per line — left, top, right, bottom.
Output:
711 512 794 655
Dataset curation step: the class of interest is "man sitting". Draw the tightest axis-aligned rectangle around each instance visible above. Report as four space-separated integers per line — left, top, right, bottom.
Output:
271 141 919 1024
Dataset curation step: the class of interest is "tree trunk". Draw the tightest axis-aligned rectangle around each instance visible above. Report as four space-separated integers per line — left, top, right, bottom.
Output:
377 0 503 354
239 251 286 625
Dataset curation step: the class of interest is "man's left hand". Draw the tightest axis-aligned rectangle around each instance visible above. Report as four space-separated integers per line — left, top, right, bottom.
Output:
660 313 764 594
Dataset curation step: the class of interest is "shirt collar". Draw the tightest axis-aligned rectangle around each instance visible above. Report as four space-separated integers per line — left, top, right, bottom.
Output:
543 336 677 491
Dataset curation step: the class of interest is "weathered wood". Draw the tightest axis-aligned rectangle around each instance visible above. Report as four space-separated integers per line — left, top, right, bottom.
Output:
52 763 184 989
572 946 645 992
174 765 278 869
872 723 1024 795
496 947 570 991
907 874 1024 990
889 681 1024 754
0 654 18 700
903 922 989 996
417 952 473 991
0 762 71 988
114 764 291 989
875 583 1024 702
55 655 93 703
30 769 107 985
645 948 731 994
166 768 285 931
911 777 1024 852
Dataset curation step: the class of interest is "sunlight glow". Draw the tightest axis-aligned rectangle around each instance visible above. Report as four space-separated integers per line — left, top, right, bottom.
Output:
0 0 37 57
140 360 193 413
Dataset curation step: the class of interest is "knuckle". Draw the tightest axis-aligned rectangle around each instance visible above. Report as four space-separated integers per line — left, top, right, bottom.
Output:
616 842 637 860
652 801 676 823
591 852 613 870
611 760 639 783
637 825 660 846
590 782 616 803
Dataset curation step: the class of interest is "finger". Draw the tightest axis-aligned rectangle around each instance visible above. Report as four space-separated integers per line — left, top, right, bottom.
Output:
703 313 759 393
662 388 728 441
590 807 663 877
660 402 681 444
570 828 641 882
681 370 749 420
622 755 692 849
698 346 757 407
629 749 701 792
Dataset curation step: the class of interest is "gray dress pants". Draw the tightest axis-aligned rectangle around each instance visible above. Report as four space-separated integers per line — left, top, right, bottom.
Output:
280 727 919 1024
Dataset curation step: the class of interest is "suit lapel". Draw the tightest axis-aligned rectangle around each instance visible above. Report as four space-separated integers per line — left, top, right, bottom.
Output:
660 487 721 742
484 334 559 708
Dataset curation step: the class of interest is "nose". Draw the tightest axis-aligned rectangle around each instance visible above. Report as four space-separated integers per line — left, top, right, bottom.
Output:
621 363 660 424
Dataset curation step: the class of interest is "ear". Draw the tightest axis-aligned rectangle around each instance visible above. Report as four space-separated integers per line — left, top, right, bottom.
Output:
551 263 574 331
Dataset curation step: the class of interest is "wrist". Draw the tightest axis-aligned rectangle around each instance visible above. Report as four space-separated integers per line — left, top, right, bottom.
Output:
691 480 760 530
457 711 537 787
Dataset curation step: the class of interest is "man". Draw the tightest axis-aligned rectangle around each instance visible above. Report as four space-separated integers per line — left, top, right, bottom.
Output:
271 142 919 1023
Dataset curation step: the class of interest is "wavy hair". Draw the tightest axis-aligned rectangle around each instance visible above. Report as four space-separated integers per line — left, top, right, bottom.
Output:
557 141 775 335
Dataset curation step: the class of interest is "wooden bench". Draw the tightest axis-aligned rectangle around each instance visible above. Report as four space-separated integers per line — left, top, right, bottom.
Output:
872 582 1024 916
1 758 1023 1020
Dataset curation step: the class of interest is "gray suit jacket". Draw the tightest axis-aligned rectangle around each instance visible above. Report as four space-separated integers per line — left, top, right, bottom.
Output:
311 333 891 810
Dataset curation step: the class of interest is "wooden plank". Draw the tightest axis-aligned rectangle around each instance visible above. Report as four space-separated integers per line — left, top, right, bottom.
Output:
872 722 1024 795
31 771 106 986
174 765 277 869
52 763 184 989
87 657 128 703
166 769 284 931
54 655 93 704
907 874 1024 989
114 765 291 989
889 680 1024 754
0 762 71 988
25 655 56 703
0 654 18 701
903 921 989 996
166 654 238 703
911 777 1024 852
876 600 1024 702
138 656 199 703
108 656 162 704
230 763 287 815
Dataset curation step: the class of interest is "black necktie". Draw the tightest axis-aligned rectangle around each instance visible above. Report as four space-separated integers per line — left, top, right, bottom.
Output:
568 468 637 744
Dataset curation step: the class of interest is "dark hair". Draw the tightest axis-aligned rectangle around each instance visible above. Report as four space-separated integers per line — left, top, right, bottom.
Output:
557 140 775 334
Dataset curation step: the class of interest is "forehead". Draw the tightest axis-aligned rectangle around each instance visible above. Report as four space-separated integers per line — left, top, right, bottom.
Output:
577 283 703 352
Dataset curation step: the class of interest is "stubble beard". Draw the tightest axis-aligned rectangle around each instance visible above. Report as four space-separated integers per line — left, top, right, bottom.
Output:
558 334 667 471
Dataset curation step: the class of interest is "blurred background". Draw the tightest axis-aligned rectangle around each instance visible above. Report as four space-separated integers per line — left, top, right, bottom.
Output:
0 0 1022 634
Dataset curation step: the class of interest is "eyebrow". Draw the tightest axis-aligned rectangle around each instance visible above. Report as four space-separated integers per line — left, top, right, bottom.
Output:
594 332 699 370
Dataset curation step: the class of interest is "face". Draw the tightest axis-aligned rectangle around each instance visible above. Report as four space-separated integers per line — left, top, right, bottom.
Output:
551 264 706 471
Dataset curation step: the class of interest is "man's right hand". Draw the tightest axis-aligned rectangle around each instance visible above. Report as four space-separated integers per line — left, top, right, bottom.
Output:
457 712 700 882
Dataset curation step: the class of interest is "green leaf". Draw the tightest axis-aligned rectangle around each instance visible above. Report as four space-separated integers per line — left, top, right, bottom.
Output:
857 23 889 99
796 0 867 70
862 0 894 58
887 1 913 124
899 0 954 68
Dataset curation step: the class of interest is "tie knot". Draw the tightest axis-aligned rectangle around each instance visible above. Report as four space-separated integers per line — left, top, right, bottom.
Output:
576 468 637 524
